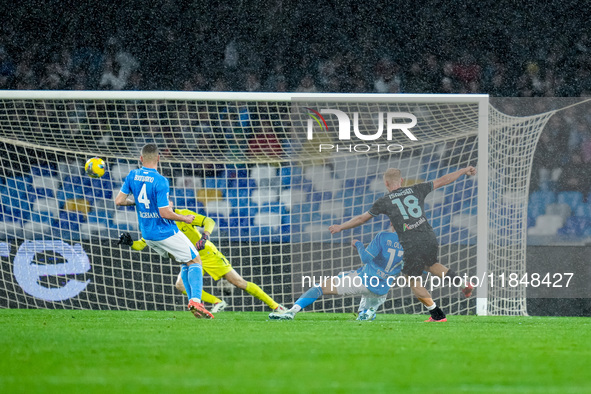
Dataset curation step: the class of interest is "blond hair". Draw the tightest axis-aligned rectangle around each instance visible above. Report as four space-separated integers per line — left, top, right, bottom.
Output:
383 168 402 187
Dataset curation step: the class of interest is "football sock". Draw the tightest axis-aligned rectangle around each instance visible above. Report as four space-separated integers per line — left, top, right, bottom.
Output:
180 264 192 300
294 285 323 310
245 282 278 310
188 264 203 303
201 291 221 305
427 302 446 320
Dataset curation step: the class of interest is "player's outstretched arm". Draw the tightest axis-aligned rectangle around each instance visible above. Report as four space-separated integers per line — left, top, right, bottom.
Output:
117 233 148 251
174 208 215 250
114 191 136 206
433 166 476 190
131 239 148 251
329 212 373 234
177 208 216 236
117 232 134 246
159 206 195 224
351 238 374 265
201 216 215 238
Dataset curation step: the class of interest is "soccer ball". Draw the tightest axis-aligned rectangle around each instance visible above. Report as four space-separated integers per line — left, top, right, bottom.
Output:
84 157 106 178
218 278 234 296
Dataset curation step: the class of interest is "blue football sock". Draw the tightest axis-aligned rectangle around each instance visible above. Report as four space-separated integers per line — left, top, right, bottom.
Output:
188 264 203 303
295 286 323 310
180 264 191 300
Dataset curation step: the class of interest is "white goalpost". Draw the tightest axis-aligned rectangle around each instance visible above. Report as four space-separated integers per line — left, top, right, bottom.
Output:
0 91 554 315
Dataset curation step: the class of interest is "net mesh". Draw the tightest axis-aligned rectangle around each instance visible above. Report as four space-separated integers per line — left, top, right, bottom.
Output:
486 105 554 315
0 92 554 315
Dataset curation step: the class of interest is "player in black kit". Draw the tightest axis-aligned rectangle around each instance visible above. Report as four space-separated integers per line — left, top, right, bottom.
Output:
329 166 476 322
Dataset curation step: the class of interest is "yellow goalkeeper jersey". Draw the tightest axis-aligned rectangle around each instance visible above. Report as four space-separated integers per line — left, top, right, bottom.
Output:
131 208 218 255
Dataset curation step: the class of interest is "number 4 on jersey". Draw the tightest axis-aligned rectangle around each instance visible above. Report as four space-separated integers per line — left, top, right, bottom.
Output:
137 184 150 209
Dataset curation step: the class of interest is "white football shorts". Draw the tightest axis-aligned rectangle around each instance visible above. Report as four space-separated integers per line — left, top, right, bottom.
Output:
331 270 388 312
145 231 199 263
333 270 381 297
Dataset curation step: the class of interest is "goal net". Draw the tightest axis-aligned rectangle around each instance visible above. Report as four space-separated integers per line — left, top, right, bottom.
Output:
0 91 553 315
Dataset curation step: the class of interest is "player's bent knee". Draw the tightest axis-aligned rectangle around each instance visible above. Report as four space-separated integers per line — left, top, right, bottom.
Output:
175 278 185 293
186 258 202 267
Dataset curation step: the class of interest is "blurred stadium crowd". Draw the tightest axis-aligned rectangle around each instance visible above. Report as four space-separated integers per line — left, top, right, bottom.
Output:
2 1 591 96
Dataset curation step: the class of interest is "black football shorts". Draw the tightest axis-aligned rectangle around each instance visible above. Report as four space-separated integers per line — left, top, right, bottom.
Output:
401 238 439 277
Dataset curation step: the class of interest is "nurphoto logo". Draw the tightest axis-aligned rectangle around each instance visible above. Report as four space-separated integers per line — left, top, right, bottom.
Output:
305 108 418 153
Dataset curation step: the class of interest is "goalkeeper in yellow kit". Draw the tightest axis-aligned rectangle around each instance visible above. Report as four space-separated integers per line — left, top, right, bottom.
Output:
118 201 285 313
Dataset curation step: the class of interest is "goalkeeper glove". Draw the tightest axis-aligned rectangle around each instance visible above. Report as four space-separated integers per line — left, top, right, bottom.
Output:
195 234 209 251
118 232 134 247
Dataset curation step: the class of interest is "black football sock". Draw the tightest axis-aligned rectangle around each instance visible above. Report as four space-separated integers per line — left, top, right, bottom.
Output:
427 303 446 320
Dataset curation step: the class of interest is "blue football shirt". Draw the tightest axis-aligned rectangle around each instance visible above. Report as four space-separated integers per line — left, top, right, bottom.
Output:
120 167 178 241
355 231 404 296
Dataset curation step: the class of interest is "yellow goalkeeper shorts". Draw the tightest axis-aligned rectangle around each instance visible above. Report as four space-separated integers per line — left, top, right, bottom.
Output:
200 250 233 281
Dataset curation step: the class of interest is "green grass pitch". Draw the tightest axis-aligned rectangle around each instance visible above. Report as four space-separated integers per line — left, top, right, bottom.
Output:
1 310 590 393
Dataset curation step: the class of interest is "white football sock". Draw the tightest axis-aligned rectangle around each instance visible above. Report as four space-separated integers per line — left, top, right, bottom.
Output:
290 305 302 313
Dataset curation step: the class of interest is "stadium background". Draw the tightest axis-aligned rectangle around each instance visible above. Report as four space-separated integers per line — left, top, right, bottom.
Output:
1 1 590 315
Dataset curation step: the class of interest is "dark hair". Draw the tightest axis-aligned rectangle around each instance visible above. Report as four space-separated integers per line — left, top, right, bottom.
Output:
141 143 159 160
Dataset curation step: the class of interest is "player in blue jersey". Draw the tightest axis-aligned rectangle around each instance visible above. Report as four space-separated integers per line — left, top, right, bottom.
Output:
114 143 213 319
269 226 403 321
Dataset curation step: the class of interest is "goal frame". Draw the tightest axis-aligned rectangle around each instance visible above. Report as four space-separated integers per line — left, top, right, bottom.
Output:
0 90 490 315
